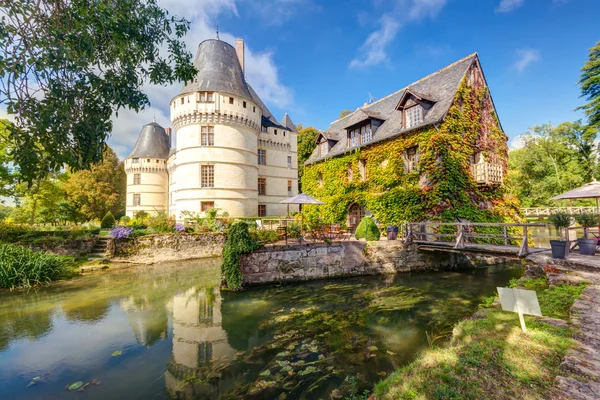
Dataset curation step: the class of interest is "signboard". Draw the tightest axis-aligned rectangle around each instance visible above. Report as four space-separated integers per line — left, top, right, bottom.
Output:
497 287 542 332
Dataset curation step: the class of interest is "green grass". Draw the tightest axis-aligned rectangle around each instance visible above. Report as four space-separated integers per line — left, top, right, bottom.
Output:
0 243 69 289
374 275 587 400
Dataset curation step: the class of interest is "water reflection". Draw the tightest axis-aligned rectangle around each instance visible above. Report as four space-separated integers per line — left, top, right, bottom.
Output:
0 260 523 400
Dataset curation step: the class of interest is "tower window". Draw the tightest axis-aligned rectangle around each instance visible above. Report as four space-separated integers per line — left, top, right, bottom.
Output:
253 106 256 113
201 202 215 212
133 174 141 185
287 156 292 168
201 165 214 188
288 180 292 196
283 131 286 137
201 126 215 146
132 158 139 163
258 177 266 195
243 101 247 108
274 129 278 135
262 126 267 132
180 98 184 105
229 97 234 105
258 149 266 165
199 92 214 102
133 194 141 206
258 205 267 217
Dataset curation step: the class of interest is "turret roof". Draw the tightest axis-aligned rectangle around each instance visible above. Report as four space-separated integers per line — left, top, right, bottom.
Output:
127 122 170 159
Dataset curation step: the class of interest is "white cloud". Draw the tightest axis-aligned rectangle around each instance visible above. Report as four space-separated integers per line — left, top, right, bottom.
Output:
107 0 293 159
349 0 447 69
495 0 525 13
513 49 540 73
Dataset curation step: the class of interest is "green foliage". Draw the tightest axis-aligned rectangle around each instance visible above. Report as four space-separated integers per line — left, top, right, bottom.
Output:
0 120 17 198
297 126 319 192
302 77 517 225
182 208 230 232
250 229 279 244
579 40 600 127
548 211 572 229
508 122 598 207
0 223 96 243
354 217 380 241
574 212 600 228
221 221 260 290
147 212 175 233
100 211 116 229
0 243 67 289
338 109 353 119
120 216 131 225
0 0 196 182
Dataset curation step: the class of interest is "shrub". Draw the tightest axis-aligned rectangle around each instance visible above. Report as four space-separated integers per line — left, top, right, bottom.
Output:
548 211 572 230
130 228 150 237
110 226 133 240
0 223 95 243
147 212 175 233
221 221 260 290
120 216 131 225
250 229 279 243
134 210 150 219
0 243 67 289
354 217 380 241
573 212 600 228
100 211 116 229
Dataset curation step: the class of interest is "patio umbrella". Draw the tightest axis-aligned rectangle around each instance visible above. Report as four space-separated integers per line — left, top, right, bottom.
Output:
551 180 600 213
279 193 325 239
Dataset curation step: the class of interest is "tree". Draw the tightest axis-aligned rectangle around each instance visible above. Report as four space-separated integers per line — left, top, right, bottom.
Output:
338 109 352 119
14 173 66 225
63 147 126 220
297 126 319 192
0 0 196 183
579 40 600 127
0 120 18 198
554 120 598 181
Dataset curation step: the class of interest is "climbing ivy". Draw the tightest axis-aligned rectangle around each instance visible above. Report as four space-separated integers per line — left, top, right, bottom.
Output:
302 74 521 227
221 221 260 290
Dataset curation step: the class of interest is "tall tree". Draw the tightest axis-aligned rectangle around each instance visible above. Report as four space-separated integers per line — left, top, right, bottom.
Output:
14 173 66 225
297 126 319 192
554 120 598 181
0 119 18 198
63 147 126 220
0 0 196 183
579 40 600 127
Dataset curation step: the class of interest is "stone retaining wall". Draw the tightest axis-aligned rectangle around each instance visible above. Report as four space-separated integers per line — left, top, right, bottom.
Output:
241 240 516 285
111 233 226 264
25 239 96 257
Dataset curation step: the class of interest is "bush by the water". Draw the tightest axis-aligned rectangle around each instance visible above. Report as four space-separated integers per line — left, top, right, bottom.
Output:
0 243 67 289
101 211 116 229
355 217 380 241
221 221 260 290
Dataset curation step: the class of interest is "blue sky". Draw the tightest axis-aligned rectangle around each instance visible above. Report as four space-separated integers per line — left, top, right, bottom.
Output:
101 0 599 156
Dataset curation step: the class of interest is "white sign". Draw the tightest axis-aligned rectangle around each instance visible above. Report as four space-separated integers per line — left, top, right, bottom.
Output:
497 287 542 332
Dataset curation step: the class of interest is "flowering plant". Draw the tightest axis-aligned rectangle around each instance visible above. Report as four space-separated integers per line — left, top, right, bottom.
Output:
175 223 185 233
110 226 133 240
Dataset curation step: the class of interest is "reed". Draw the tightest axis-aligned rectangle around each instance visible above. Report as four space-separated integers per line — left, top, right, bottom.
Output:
0 243 67 289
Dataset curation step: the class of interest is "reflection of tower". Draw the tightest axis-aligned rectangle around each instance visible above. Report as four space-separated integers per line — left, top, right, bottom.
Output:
120 295 168 347
165 287 236 399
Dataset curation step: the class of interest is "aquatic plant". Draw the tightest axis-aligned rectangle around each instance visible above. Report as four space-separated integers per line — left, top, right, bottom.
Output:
110 226 133 240
354 217 380 241
221 221 260 290
0 243 66 289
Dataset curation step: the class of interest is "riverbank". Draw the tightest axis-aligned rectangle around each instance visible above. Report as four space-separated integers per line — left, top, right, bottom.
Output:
373 264 589 399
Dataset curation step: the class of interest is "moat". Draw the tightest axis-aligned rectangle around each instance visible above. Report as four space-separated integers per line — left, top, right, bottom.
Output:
0 259 523 399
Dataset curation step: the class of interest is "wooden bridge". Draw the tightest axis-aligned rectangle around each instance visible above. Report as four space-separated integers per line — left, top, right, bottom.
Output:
521 207 597 218
406 222 553 257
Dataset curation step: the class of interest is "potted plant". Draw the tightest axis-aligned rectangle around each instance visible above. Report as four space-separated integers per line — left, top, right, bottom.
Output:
548 211 572 259
573 212 600 256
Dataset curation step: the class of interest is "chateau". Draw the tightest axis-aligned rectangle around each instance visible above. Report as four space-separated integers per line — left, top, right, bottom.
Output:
124 38 299 219
302 53 515 227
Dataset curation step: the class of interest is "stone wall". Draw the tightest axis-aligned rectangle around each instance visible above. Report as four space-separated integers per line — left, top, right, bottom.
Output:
111 233 226 264
241 240 517 285
25 239 96 257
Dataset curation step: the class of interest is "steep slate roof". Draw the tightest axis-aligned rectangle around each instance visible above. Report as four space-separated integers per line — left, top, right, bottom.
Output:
179 39 253 101
281 113 299 133
128 122 170 159
306 53 479 165
248 85 288 130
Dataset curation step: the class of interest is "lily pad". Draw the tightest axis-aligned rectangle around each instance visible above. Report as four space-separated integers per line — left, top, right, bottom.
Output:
67 381 84 391
111 350 123 357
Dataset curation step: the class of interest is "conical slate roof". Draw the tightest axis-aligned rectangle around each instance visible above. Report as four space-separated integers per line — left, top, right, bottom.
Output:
179 39 253 101
281 113 298 133
127 122 170 159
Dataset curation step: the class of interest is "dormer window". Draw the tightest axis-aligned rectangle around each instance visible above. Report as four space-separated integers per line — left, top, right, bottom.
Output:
361 125 372 143
349 129 360 147
405 105 422 128
320 141 329 156
347 123 372 148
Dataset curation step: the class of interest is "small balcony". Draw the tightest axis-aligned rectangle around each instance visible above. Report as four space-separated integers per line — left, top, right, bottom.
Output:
471 162 503 185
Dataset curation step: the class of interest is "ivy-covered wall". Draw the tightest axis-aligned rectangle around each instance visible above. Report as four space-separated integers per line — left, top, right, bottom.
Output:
302 64 521 225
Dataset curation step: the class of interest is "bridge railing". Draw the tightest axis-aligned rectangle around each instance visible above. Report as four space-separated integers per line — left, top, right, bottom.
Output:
521 207 598 217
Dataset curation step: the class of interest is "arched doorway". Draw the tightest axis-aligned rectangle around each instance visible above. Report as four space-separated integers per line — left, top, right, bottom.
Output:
347 203 365 232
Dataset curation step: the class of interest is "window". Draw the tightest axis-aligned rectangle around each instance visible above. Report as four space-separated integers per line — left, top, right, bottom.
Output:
156 160 159 163
283 131 286 137
258 177 266 195
133 174 141 185
201 126 215 146
253 106 256 112
405 146 419 172
201 202 215 212
229 97 234 105
287 156 292 168
258 204 267 217
320 141 329 156
347 166 354 182
243 101 247 108
199 92 214 102
133 194 141 206
258 149 266 165
359 159 367 181
262 125 267 132
349 128 360 147
274 129 278 135
201 165 214 188
361 125 372 143
132 158 139 163
405 105 422 128
180 98 184 105
146 159 150 162
288 180 292 196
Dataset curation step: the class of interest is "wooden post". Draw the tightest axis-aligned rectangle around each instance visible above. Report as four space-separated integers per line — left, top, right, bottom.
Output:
503 226 508 246
518 225 529 256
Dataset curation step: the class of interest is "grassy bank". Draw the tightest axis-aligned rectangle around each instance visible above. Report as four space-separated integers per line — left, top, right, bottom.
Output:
374 273 587 399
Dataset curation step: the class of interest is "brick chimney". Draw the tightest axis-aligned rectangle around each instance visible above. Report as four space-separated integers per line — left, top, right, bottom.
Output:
235 38 245 75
